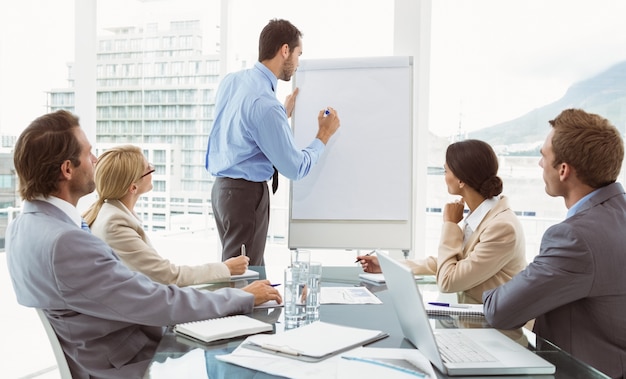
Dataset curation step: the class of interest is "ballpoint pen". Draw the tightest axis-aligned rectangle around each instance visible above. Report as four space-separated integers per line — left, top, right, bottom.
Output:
241 244 246 257
248 342 301 356
428 302 470 308
354 250 376 264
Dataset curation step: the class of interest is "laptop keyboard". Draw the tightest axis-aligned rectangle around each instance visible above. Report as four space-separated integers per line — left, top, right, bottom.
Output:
436 331 498 363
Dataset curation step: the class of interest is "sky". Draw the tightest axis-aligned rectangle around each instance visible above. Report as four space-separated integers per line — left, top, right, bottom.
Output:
429 0 626 136
2 0 626 138
0 0 74 137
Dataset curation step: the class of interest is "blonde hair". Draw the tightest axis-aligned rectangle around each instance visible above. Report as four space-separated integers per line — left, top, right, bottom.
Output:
82 145 145 225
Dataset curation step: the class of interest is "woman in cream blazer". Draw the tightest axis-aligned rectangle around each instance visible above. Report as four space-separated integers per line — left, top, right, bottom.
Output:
83 145 249 286
358 139 527 304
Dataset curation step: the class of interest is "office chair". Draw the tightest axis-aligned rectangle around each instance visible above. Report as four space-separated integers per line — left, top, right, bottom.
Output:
35 308 73 379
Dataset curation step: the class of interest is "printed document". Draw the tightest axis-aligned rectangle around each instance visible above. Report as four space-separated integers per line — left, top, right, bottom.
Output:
320 287 382 304
217 346 436 379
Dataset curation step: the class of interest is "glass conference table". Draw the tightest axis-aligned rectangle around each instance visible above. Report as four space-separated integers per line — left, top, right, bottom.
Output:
143 266 609 379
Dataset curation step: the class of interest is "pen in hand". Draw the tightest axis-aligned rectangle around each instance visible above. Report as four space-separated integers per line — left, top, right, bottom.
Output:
354 250 376 264
241 244 246 257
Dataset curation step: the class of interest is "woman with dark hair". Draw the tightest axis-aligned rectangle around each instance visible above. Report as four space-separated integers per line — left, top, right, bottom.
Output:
358 139 527 304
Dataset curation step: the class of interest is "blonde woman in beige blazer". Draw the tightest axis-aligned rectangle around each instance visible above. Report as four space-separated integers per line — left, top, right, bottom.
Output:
358 139 527 304
83 145 249 286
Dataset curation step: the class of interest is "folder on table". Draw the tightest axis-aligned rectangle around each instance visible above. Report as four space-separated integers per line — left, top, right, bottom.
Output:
241 321 388 362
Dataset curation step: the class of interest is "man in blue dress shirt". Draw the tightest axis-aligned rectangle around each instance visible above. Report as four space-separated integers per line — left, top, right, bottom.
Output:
205 19 341 265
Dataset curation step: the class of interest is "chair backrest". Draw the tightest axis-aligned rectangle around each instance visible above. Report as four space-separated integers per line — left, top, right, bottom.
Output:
36 308 73 379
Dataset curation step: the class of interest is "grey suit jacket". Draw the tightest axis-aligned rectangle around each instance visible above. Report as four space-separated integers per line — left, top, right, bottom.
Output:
483 182 626 379
7 200 254 379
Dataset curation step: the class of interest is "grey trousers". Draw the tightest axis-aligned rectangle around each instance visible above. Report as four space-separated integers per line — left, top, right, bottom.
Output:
211 177 269 266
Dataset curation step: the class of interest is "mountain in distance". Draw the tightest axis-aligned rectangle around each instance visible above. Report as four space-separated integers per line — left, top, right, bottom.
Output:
466 60 626 155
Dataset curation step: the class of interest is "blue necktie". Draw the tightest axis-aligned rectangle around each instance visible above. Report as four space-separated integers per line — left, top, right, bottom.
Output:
80 218 91 233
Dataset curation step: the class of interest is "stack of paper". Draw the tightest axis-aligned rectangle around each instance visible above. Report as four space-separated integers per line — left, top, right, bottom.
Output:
320 287 382 304
217 345 436 379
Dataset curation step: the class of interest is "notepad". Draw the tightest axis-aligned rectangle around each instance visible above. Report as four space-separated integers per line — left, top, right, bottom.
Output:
174 315 272 343
230 269 259 281
424 302 484 316
359 272 423 284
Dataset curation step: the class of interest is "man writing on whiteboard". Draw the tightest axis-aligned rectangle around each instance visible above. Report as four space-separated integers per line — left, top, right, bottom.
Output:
205 18 341 265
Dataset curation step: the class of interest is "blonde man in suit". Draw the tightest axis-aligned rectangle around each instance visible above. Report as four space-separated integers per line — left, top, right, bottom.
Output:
83 145 249 286
358 139 527 304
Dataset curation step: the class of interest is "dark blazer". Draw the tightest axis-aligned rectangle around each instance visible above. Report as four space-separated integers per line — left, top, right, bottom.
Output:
483 182 626 379
7 200 254 379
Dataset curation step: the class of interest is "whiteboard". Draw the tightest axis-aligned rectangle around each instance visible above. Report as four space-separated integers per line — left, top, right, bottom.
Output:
289 56 413 250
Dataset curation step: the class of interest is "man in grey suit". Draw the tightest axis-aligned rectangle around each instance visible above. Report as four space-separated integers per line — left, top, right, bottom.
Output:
483 108 626 379
6 110 282 378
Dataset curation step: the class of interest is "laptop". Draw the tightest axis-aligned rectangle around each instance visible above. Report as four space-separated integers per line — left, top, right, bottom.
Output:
377 253 555 376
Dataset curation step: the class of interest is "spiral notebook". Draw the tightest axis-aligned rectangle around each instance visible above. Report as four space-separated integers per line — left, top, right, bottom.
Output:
424 302 484 316
174 315 273 343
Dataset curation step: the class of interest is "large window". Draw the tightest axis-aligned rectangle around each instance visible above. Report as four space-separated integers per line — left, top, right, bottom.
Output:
3 0 626 260
427 0 626 258
4 4 626 377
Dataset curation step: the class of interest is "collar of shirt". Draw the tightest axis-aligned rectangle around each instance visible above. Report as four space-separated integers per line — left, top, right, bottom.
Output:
464 196 499 234
566 188 600 219
254 61 277 92
34 195 83 229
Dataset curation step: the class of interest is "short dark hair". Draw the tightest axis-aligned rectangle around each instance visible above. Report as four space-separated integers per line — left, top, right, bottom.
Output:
549 108 624 188
446 139 503 199
14 110 82 200
258 18 302 62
